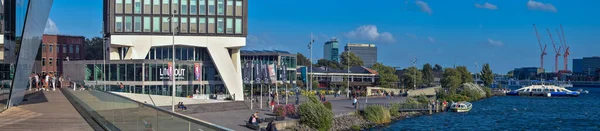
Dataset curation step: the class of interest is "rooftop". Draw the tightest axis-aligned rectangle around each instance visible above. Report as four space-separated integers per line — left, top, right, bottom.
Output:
346 43 376 47
240 50 294 56
298 66 378 74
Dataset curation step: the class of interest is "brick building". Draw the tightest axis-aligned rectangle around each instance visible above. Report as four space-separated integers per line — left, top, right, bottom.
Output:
39 35 85 75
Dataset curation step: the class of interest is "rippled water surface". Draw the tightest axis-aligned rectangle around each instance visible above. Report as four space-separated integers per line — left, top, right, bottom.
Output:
375 87 600 131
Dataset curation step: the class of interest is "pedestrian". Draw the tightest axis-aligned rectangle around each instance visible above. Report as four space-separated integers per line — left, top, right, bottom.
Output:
34 73 40 91
51 73 57 91
353 96 358 109
270 100 275 111
59 75 64 88
44 73 49 91
120 83 124 92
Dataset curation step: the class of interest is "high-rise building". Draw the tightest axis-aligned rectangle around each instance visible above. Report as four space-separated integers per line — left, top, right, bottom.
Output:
345 43 377 67
323 38 339 62
572 57 600 75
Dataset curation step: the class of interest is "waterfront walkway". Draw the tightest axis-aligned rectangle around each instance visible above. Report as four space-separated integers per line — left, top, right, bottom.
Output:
0 90 94 131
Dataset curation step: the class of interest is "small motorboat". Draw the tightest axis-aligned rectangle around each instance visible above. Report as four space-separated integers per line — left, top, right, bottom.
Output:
450 102 472 113
506 84 579 97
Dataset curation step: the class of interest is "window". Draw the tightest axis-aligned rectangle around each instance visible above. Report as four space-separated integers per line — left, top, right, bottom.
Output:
42 44 46 53
134 16 142 32
208 0 215 15
76 46 80 54
217 0 224 15
172 17 178 32
226 0 233 16
207 17 215 33
116 0 123 14
162 17 170 32
63 45 67 53
199 0 206 15
190 0 197 14
70 45 74 53
190 17 197 33
199 17 206 33
134 0 142 13
181 17 188 33
144 0 151 14
153 17 160 32
49 45 54 52
125 0 132 13
217 18 223 33
42 58 46 66
153 0 160 14
172 0 179 14
235 0 242 16
125 16 133 32
235 18 241 34
49 58 53 66
181 0 188 14
226 18 232 33
144 17 151 32
115 16 123 32
162 0 169 14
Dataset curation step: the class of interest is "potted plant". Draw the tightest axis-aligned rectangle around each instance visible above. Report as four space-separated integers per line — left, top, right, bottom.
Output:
274 105 286 121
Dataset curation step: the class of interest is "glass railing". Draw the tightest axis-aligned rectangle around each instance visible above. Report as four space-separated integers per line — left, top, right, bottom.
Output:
62 83 232 131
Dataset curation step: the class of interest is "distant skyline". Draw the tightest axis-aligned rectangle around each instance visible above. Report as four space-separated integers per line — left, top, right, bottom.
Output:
47 0 600 73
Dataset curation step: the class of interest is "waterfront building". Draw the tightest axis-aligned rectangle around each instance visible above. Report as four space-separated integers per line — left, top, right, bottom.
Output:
297 66 378 90
323 38 339 62
512 67 544 80
345 43 377 67
572 57 600 75
240 50 297 84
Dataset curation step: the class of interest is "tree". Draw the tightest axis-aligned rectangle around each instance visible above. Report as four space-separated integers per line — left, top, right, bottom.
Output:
402 67 422 89
340 52 363 69
456 66 474 84
371 63 399 88
481 63 494 87
433 64 443 72
297 53 311 66
315 59 342 69
312 77 319 90
422 63 434 86
85 37 105 60
441 68 462 94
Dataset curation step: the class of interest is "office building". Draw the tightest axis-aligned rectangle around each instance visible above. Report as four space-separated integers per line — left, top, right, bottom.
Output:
345 43 377 67
38 35 85 74
323 38 339 62
297 66 378 89
572 57 600 75
512 67 544 80
240 50 297 86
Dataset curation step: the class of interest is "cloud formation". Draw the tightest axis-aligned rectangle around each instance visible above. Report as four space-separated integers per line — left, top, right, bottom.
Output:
415 0 432 15
527 0 557 12
487 38 503 47
345 25 395 43
44 19 60 34
428 36 435 43
475 2 498 10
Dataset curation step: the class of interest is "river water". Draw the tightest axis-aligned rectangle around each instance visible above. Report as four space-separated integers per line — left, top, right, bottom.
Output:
375 87 600 131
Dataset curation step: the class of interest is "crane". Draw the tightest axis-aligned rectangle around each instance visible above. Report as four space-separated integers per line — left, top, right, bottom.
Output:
547 29 561 73
560 25 570 71
533 24 547 70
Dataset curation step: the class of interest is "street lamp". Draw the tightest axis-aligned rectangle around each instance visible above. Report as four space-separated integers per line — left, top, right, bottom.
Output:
308 32 314 92
171 9 178 112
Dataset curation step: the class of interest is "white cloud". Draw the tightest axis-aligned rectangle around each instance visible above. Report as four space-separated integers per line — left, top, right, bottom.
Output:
475 2 498 10
44 19 60 34
487 38 504 47
428 36 435 43
527 0 557 12
415 0 432 15
345 25 395 43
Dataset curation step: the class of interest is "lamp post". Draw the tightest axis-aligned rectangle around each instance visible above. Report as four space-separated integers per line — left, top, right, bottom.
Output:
308 32 314 92
171 10 178 112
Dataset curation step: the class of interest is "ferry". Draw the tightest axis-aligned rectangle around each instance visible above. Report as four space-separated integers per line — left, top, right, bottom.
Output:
505 84 580 97
450 102 472 113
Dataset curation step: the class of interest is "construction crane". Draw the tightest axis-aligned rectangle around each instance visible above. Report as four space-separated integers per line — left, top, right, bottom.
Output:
547 29 561 73
533 24 547 70
560 25 570 71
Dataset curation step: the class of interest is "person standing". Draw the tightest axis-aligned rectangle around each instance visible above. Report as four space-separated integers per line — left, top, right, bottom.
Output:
59 75 64 88
45 73 50 91
34 73 40 91
120 83 125 92
51 73 57 91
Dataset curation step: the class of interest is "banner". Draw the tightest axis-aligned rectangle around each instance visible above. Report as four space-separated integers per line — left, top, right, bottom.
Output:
254 61 261 83
242 61 250 84
262 62 269 84
269 64 276 84
281 63 287 82
194 63 202 81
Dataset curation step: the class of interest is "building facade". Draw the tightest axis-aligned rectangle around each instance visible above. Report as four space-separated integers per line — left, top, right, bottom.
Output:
572 57 600 75
345 43 377 67
240 50 297 93
40 35 85 75
323 38 339 62
513 67 544 80
298 66 378 90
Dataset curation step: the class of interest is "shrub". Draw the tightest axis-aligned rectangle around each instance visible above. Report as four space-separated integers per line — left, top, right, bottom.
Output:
274 105 287 117
323 101 332 110
306 94 320 104
285 104 296 116
482 86 492 98
405 97 419 105
299 101 333 131
415 94 429 104
362 105 391 124
389 103 401 117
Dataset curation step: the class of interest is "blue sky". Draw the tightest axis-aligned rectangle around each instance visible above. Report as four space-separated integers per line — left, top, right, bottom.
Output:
47 0 600 73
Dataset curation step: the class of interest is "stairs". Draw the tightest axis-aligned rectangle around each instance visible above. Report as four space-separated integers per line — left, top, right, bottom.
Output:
174 101 249 115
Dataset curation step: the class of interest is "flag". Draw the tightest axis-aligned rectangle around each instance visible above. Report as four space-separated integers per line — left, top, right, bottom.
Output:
262 62 269 84
255 60 261 83
195 63 202 81
269 64 276 84
243 61 250 84
281 62 288 82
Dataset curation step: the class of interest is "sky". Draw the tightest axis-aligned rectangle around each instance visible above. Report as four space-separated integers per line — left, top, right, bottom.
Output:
46 0 600 73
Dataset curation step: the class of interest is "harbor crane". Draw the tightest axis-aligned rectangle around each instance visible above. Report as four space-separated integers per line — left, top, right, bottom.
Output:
533 24 547 70
547 29 561 73
560 25 570 71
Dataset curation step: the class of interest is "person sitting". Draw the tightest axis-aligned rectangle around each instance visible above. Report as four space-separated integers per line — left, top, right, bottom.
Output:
247 112 260 130
177 102 187 110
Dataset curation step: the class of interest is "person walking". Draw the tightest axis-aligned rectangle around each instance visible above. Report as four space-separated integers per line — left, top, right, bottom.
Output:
51 73 57 91
44 73 49 91
34 73 40 91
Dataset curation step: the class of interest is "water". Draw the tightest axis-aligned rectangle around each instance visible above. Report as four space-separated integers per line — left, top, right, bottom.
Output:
375 87 600 131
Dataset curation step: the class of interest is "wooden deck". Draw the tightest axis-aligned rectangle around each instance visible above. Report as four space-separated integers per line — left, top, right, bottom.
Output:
0 90 94 131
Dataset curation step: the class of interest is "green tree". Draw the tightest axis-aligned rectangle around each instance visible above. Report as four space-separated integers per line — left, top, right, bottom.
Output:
422 63 434 86
433 64 443 72
85 37 105 60
371 63 399 88
312 77 319 90
456 66 474 84
297 53 312 66
441 68 462 94
315 59 342 69
340 52 363 69
481 63 494 87
402 67 422 89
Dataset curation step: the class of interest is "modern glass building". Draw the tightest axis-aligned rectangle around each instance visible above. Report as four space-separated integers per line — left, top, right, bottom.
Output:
572 57 600 75
345 43 377 67
323 38 339 62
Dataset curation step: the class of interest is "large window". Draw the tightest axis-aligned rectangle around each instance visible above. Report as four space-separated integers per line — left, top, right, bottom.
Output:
125 16 133 32
226 0 233 16
49 58 53 66
134 16 142 32
208 0 215 15
199 0 206 15
226 18 232 34
125 0 133 13
143 17 151 32
207 17 215 33
134 0 142 14
115 16 123 32
76 46 80 54
153 17 160 32
162 17 170 32
190 0 197 15
190 17 197 33
181 0 188 14
172 0 179 14
172 17 179 32
235 18 241 34
216 18 223 33
63 45 67 53
42 58 46 66
235 0 242 16
153 0 160 14
181 17 188 33
42 44 46 53
49 45 53 52
116 0 123 14
199 17 206 33
162 0 169 14
217 0 224 15
144 0 151 14
69 45 74 54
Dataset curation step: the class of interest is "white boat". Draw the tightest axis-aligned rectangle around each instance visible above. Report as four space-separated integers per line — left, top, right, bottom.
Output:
450 102 472 113
506 84 580 97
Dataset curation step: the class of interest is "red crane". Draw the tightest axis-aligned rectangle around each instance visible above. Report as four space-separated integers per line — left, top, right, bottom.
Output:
547 29 561 73
533 24 547 70
560 25 570 71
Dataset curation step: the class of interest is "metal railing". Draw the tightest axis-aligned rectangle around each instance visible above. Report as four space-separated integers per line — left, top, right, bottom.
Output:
62 82 232 131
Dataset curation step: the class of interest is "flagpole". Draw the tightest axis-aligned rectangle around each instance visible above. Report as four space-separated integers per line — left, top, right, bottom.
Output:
250 60 253 110
275 58 279 105
260 59 263 109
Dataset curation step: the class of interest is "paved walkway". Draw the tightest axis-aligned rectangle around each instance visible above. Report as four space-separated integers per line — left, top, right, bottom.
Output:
0 90 93 131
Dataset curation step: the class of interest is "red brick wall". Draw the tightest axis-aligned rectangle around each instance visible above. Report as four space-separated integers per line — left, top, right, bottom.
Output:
41 35 85 75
